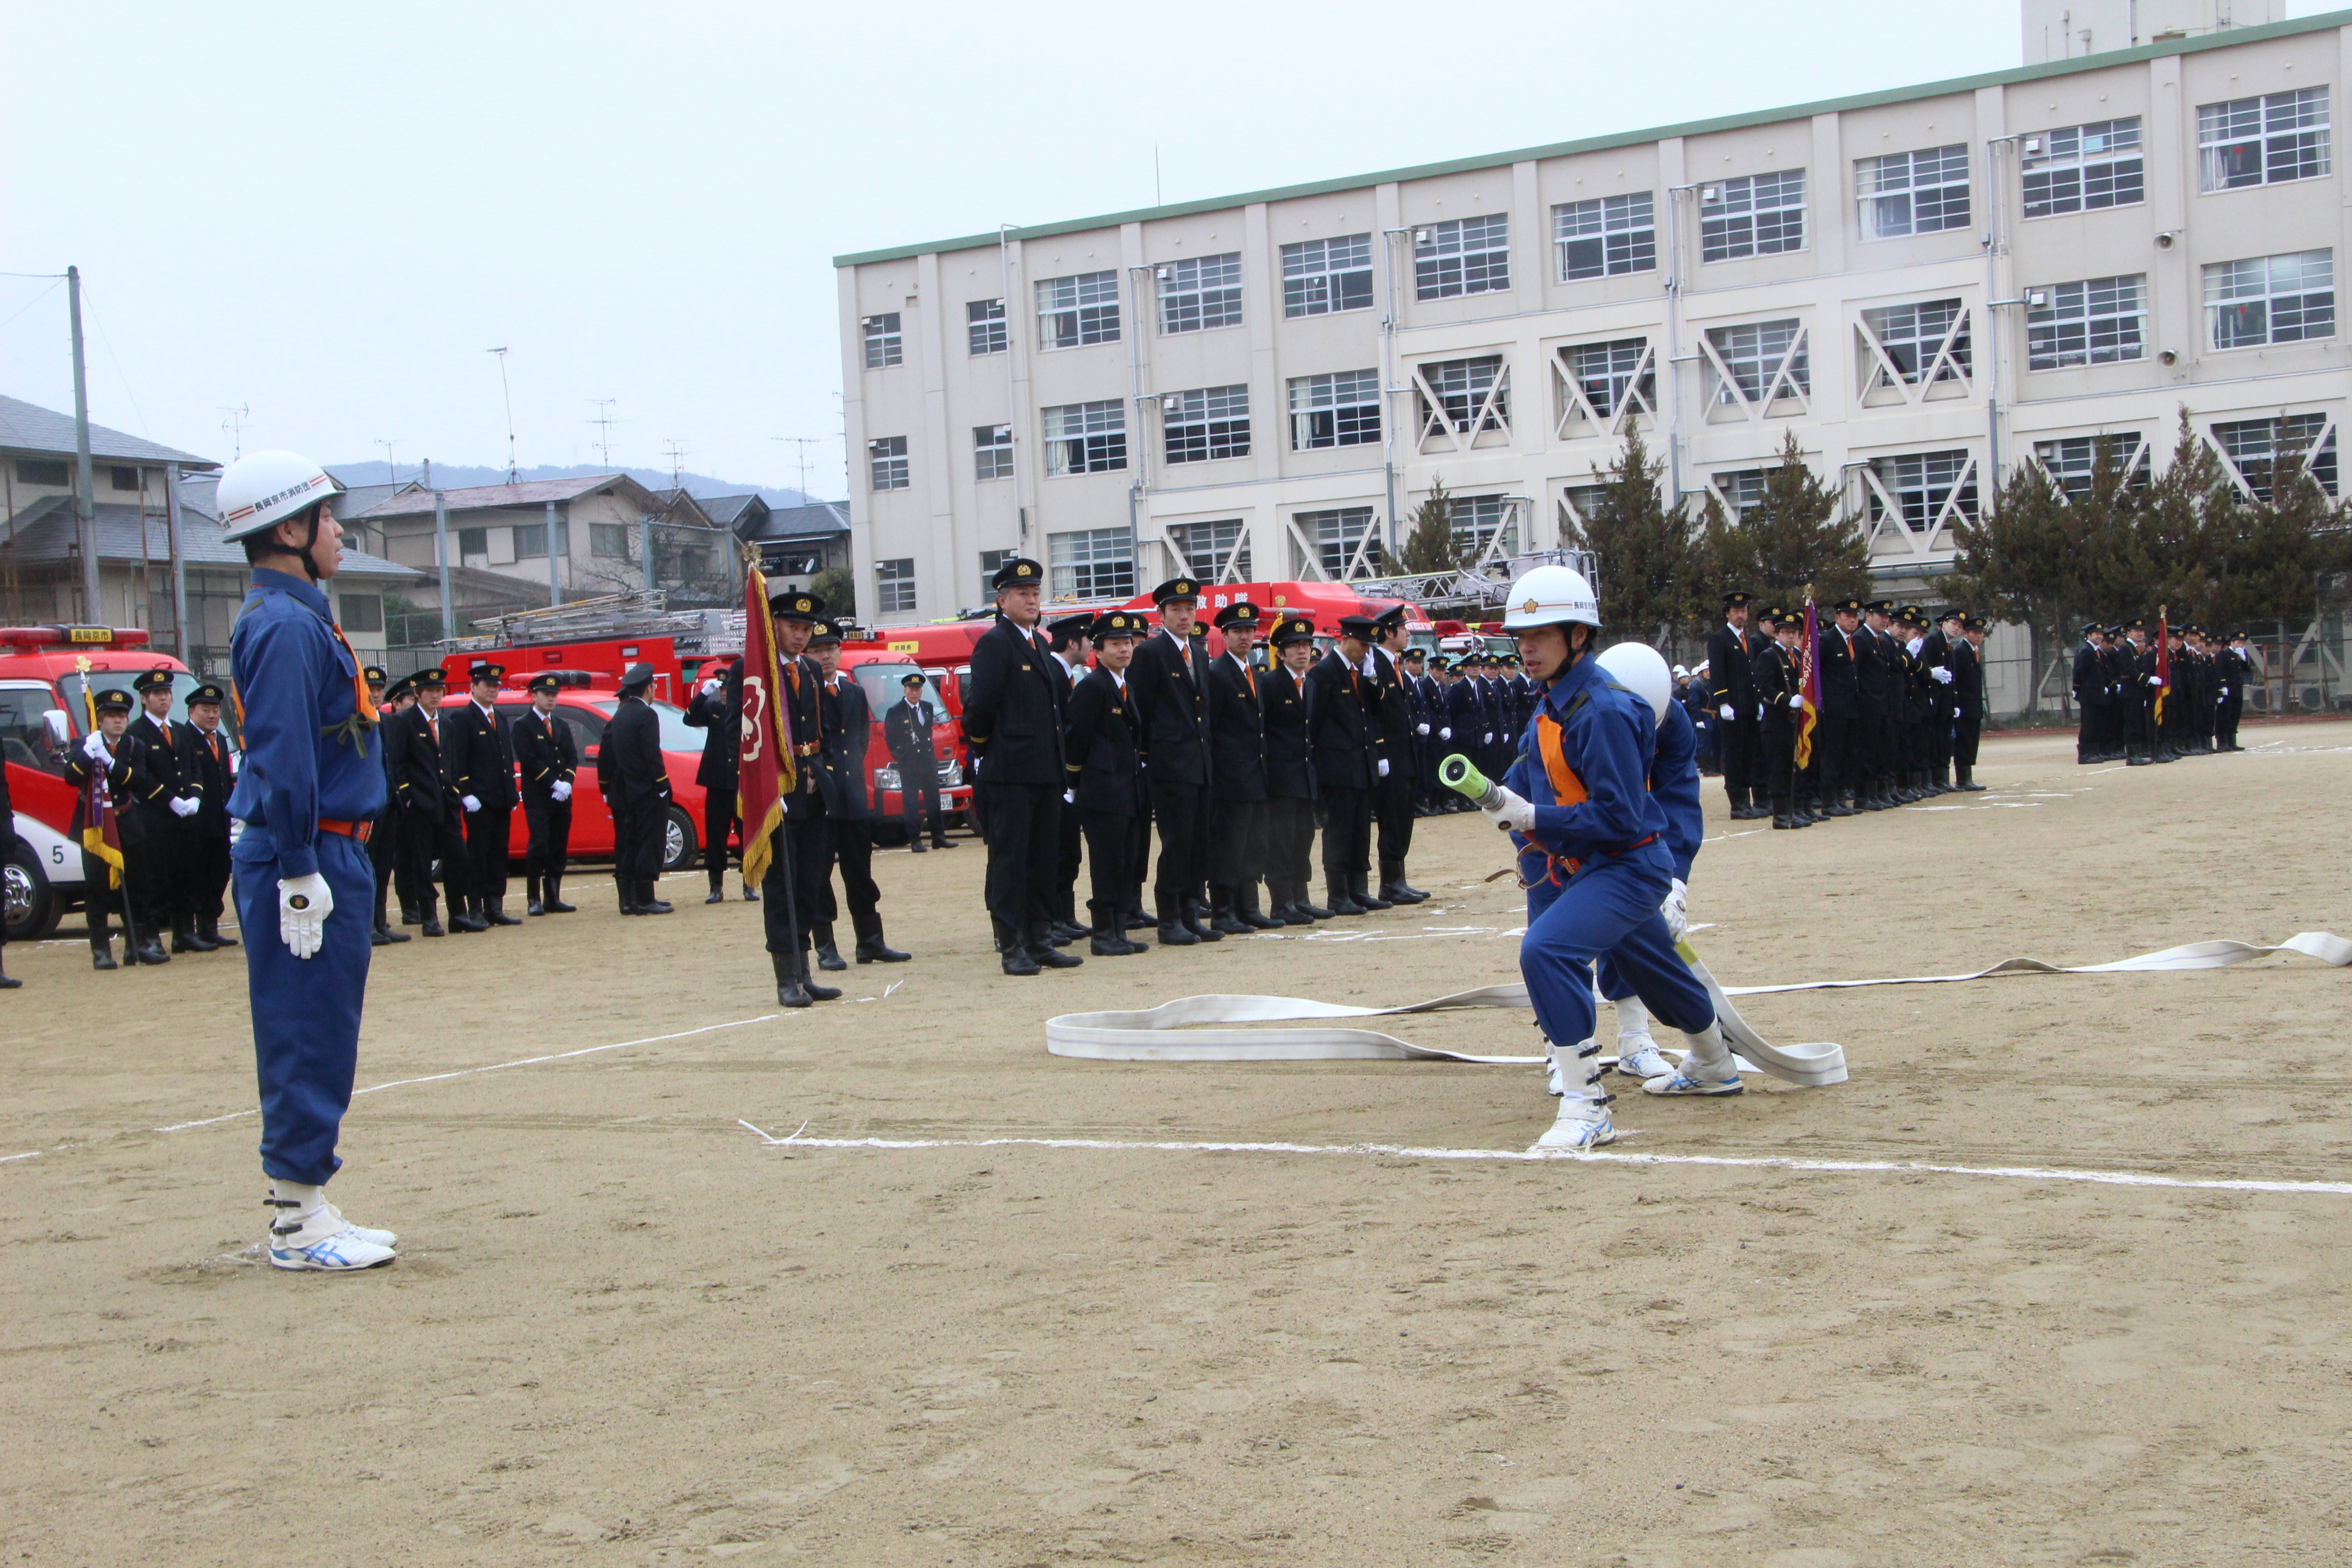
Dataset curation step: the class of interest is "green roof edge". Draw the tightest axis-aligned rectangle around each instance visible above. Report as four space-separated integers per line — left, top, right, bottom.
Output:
832 8 2352 268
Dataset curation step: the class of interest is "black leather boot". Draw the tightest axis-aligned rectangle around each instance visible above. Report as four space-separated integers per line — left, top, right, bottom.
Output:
172 917 220 954
853 926 911 963
997 919 1042 975
1209 889 1250 936
543 876 576 914
0 950 16 988
813 923 848 971
773 949 813 1008
1089 904 1145 957
706 873 726 906
799 938 842 999
637 880 674 916
91 941 118 971
200 917 238 947
1029 921 1083 968
1353 878 1393 911
1325 881 1366 916
419 895 446 938
1236 884 1280 930
1156 902 1200 945
485 896 522 926
132 933 170 966
449 896 488 933
1182 899 1222 942
527 876 547 916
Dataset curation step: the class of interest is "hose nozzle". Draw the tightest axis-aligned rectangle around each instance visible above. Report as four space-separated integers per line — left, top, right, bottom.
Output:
1438 753 1503 811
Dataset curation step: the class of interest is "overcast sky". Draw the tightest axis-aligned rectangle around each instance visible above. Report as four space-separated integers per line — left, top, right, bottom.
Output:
2 0 2330 494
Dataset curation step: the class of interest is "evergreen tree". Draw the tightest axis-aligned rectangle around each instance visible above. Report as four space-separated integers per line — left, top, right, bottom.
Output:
1562 429 1700 647
1709 431 1872 606
1398 475 1462 573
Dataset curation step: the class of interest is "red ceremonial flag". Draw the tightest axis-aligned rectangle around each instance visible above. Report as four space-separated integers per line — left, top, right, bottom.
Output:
2153 608 2171 728
1793 598 1822 770
73 661 125 890
735 561 794 889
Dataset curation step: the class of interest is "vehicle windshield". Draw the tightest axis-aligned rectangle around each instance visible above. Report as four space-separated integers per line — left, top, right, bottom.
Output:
0 681 73 776
592 696 701 752
53 670 241 748
849 662 946 724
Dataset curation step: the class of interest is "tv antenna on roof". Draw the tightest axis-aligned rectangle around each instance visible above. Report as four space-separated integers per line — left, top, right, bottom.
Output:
375 438 399 484
587 398 618 468
488 347 517 483
661 439 688 491
771 436 820 500
220 403 250 461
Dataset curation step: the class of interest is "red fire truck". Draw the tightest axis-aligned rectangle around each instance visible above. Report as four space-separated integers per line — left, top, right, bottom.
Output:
1 625 206 940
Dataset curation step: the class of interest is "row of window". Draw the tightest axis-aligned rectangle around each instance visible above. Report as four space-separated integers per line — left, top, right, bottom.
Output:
858 91 2336 370
871 250 2334 490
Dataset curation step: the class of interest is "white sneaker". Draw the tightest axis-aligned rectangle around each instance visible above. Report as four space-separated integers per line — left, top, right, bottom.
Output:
1615 1039 1676 1079
318 1202 397 1249
1534 1100 1617 1151
1641 1066 1743 1097
269 1227 398 1271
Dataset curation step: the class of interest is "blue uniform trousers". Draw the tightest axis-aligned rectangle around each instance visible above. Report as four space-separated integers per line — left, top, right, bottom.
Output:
235 829 374 1185
1522 846 1712 1052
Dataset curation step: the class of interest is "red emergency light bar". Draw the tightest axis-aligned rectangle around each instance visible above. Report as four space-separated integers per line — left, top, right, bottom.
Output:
0 625 154 650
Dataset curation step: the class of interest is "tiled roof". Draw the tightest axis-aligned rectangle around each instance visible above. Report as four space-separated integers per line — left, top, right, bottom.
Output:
353 474 652 518
2 494 420 582
745 500 850 540
0 394 217 469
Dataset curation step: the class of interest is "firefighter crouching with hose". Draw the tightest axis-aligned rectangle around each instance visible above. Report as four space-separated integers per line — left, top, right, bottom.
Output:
1472 564 1740 1151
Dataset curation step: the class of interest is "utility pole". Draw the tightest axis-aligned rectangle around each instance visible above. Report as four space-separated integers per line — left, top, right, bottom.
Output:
67 266 98 622
771 436 820 500
545 500 562 608
587 398 618 468
489 347 517 484
433 490 453 643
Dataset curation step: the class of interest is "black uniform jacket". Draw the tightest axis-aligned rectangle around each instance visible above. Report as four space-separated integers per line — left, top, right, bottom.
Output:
511 707 579 801
1753 643 1802 736
1063 665 1142 817
2072 642 2105 708
1304 648 1381 790
1262 662 1315 801
1127 627 1212 787
1205 650 1268 802
600 695 670 816
1371 647 1416 764
684 662 743 790
817 670 874 821
63 732 162 846
1951 640 1986 719
883 696 938 766
960 614 1068 787
775 653 826 818
123 714 191 825
182 721 236 833
1707 623 1757 711
384 703 452 823
440 700 518 811
1816 624 1862 719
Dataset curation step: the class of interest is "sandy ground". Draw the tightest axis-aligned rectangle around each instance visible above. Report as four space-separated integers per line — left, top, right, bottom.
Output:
5 721 2351 1567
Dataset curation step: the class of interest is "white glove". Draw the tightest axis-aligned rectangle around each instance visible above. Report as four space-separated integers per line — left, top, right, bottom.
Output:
1719 704 1735 720
1481 784 1536 834
1377 759 1390 778
1416 722 1430 736
1661 877 1689 942
82 732 109 761
551 780 572 802
1481 732 1493 745
462 794 481 813
701 677 723 695
170 796 200 818
1063 788 1076 804
1788 692 1806 709
227 749 240 775
2151 679 2165 690
2219 687 2230 699
1931 666 1953 685
278 873 332 960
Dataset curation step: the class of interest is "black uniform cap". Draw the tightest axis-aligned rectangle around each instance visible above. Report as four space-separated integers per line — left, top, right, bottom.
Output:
186 682 226 705
1372 602 1408 631
1963 614 1989 632
618 661 657 693
1046 612 1096 647
2081 621 2104 635
526 672 563 695
384 677 414 703
362 665 388 686
132 667 175 694
808 619 845 646
1211 601 1263 630
1401 646 1426 662
900 671 926 686
769 590 825 622
1269 614 1317 647
1722 591 1753 608
410 666 448 688
990 557 1043 591
1864 600 1893 614
1336 612 1380 638
93 686 133 712
1091 609 1148 642
467 662 505 683
1829 597 1865 614
1150 577 1201 606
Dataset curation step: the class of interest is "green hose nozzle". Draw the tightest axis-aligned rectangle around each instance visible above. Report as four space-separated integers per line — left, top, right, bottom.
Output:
1439 753 1502 810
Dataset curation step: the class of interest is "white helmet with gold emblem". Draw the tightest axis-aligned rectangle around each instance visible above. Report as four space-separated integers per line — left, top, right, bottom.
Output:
1500 564 1601 632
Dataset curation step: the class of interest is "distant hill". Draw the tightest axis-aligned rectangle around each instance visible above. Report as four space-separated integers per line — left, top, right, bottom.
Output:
325 460 814 509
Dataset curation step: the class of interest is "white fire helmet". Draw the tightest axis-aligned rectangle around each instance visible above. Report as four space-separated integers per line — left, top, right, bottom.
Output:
217 451 342 544
1500 564 1601 634
1595 641 1674 730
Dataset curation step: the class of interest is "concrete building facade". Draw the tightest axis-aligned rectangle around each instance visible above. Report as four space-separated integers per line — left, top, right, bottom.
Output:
834 8 2350 621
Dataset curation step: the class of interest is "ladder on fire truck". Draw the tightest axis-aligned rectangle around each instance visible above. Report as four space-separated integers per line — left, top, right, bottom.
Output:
1344 547 1599 621
448 590 747 655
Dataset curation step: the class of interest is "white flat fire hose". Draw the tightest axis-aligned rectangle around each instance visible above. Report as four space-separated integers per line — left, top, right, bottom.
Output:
1044 931 2352 1088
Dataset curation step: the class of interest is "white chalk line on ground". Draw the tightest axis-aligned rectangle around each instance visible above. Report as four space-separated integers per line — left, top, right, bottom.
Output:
736 1123 2352 1199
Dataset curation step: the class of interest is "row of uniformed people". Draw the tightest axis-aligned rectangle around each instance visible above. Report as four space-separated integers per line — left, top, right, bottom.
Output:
1709 594 1996 829
2072 621 2254 764
961 559 1435 977
58 673 240 970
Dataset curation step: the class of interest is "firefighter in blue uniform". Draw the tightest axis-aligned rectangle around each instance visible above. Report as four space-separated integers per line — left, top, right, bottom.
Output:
1479 565 1735 1152
215 450 399 1271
